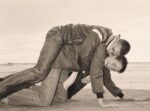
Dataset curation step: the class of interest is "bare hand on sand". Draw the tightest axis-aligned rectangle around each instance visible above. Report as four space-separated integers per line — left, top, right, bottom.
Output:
98 98 119 108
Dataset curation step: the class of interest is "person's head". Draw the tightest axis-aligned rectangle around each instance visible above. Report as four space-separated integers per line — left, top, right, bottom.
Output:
104 56 128 73
107 39 131 56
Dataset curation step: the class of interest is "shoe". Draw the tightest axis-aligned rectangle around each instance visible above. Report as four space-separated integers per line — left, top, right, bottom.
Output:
0 78 4 82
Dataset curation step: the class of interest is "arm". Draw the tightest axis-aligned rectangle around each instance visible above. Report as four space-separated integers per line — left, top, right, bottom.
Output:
63 72 78 90
67 71 89 99
103 67 124 98
89 43 118 107
89 43 106 106
81 68 124 98
81 76 90 84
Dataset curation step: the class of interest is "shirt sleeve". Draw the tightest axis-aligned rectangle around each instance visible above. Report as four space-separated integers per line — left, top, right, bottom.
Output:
103 67 122 97
89 43 107 95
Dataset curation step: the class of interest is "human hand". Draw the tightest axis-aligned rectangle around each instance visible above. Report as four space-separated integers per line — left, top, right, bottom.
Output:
98 98 119 108
81 76 90 84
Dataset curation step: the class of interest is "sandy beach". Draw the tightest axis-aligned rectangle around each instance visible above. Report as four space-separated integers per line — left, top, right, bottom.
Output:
0 63 150 111
0 89 150 111
1 0 150 110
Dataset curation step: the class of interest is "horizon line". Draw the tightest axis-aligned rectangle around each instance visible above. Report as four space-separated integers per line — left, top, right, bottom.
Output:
0 62 150 65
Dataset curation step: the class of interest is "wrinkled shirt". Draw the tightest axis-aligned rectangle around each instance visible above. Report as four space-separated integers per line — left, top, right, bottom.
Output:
52 30 107 94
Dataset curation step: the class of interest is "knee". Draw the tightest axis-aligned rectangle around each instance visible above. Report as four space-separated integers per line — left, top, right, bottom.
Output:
40 102 50 107
38 91 53 106
30 66 49 83
39 98 52 107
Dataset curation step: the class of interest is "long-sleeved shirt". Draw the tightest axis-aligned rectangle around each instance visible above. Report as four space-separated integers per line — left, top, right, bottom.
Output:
52 24 111 95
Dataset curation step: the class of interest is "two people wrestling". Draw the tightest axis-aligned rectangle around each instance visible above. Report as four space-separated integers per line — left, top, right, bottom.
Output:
0 24 130 107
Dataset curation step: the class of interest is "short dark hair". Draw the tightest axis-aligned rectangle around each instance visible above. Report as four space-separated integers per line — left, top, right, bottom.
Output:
116 56 128 73
118 39 131 55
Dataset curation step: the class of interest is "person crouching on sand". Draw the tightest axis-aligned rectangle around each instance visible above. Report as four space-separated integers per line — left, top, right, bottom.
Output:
0 24 130 107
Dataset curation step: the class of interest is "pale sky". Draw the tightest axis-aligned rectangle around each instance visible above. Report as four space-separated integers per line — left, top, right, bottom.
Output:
0 0 150 63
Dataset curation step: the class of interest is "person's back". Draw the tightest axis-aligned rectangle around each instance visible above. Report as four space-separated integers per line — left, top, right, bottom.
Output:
0 23 130 107
52 30 102 71
60 24 112 45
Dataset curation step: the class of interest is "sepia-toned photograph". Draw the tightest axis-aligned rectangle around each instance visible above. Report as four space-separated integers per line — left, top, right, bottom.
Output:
0 0 150 111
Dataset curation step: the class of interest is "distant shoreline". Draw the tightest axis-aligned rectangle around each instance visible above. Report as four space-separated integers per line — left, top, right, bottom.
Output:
0 62 150 65
0 63 35 65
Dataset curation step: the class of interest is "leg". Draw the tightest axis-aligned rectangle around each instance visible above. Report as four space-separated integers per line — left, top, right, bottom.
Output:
53 71 79 103
0 27 63 99
29 70 70 104
5 69 62 106
53 70 69 103
67 71 88 99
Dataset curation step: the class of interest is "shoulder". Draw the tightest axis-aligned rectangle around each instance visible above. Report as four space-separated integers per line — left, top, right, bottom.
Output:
88 31 101 43
97 43 107 52
94 43 107 59
91 25 113 42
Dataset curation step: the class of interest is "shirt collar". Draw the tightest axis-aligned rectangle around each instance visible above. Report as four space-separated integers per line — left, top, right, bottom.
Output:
106 34 121 50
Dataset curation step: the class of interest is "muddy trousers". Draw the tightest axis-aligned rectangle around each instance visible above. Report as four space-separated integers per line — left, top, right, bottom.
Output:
0 27 63 100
